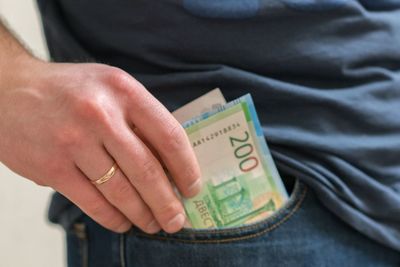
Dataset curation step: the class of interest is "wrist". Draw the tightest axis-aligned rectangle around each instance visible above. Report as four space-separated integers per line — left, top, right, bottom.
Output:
0 53 46 93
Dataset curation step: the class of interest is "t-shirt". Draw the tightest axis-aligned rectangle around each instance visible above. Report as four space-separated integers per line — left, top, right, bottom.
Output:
37 0 400 251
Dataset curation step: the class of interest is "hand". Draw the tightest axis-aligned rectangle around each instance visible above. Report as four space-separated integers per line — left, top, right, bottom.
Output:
0 58 201 234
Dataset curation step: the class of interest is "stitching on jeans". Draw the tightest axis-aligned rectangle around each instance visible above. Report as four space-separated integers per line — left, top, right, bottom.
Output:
120 234 126 267
135 185 308 244
82 237 89 267
73 223 89 267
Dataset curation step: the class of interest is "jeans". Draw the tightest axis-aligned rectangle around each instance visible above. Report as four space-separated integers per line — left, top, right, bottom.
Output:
66 180 400 267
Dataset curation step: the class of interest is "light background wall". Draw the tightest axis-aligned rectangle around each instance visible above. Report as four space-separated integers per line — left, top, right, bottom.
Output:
0 1 65 267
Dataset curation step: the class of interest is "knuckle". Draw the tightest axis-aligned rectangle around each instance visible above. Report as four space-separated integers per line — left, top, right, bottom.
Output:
124 203 154 230
183 164 201 185
86 199 127 231
156 201 183 220
72 97 118 135
133 213 154 229
105 67 130 87
73 97 106 122
108 182 134 204
104 67 146 99
53 126 83 149
161 123 187 153
133 160 160 185
86 198 108 219
131 204 150 221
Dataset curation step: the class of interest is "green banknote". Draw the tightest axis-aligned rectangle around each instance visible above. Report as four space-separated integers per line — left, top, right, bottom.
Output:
181 94 288 228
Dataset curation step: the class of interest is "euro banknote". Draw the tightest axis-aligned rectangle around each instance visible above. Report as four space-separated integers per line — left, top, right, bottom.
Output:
181 94 288 228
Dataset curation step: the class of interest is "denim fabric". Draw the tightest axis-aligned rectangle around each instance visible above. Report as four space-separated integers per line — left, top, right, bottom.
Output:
66 180 400 267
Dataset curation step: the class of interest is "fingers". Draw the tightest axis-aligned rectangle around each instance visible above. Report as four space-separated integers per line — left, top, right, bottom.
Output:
51 165 131 233
132 127 163 164
122 81 202 198
73 140 160 234
104 123 186 233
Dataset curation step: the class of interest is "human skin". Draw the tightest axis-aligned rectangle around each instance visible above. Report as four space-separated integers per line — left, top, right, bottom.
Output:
0 21 202 234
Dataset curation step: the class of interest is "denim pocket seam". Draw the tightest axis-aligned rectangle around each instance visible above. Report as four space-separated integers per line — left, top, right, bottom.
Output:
72 223 89 267
120 234 126 267
133 184 308 244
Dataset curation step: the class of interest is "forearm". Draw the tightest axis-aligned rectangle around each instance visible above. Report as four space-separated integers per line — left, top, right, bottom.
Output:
0 19 42 90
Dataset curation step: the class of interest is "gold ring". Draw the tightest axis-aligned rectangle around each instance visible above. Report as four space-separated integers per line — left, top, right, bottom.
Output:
92 162 118 185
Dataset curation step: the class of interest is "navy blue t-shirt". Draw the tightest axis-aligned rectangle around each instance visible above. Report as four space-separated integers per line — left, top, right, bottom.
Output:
37 0 400 251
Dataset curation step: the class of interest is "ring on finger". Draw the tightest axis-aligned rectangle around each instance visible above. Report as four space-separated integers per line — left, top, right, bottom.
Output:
92 162 119 185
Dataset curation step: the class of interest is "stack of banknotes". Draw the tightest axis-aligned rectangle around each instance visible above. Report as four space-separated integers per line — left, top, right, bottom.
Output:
172 89 288 229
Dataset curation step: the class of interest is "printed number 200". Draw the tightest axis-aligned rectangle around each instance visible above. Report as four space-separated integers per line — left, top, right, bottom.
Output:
229 131 259 172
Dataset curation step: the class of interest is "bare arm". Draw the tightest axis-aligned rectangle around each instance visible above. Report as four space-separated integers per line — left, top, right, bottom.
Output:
0 19 201 234
0 20 37 90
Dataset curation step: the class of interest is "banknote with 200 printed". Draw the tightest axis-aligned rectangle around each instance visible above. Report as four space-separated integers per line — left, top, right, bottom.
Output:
181 94 288 228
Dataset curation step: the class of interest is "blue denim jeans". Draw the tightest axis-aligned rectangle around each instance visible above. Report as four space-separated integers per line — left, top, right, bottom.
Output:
66 180 400 267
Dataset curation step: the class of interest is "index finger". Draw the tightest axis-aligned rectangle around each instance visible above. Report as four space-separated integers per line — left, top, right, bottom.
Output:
123 81 201 198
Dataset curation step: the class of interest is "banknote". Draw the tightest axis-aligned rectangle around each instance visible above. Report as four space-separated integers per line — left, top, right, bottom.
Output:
172 88 226 123
181 94 288 228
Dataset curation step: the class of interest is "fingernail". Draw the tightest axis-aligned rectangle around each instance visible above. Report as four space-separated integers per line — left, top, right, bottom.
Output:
166 213 185 233
146 220 161 234
187 179 202 196
117 221 132 233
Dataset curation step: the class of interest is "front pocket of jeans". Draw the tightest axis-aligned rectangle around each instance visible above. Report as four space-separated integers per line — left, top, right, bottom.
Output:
127 179 307 244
